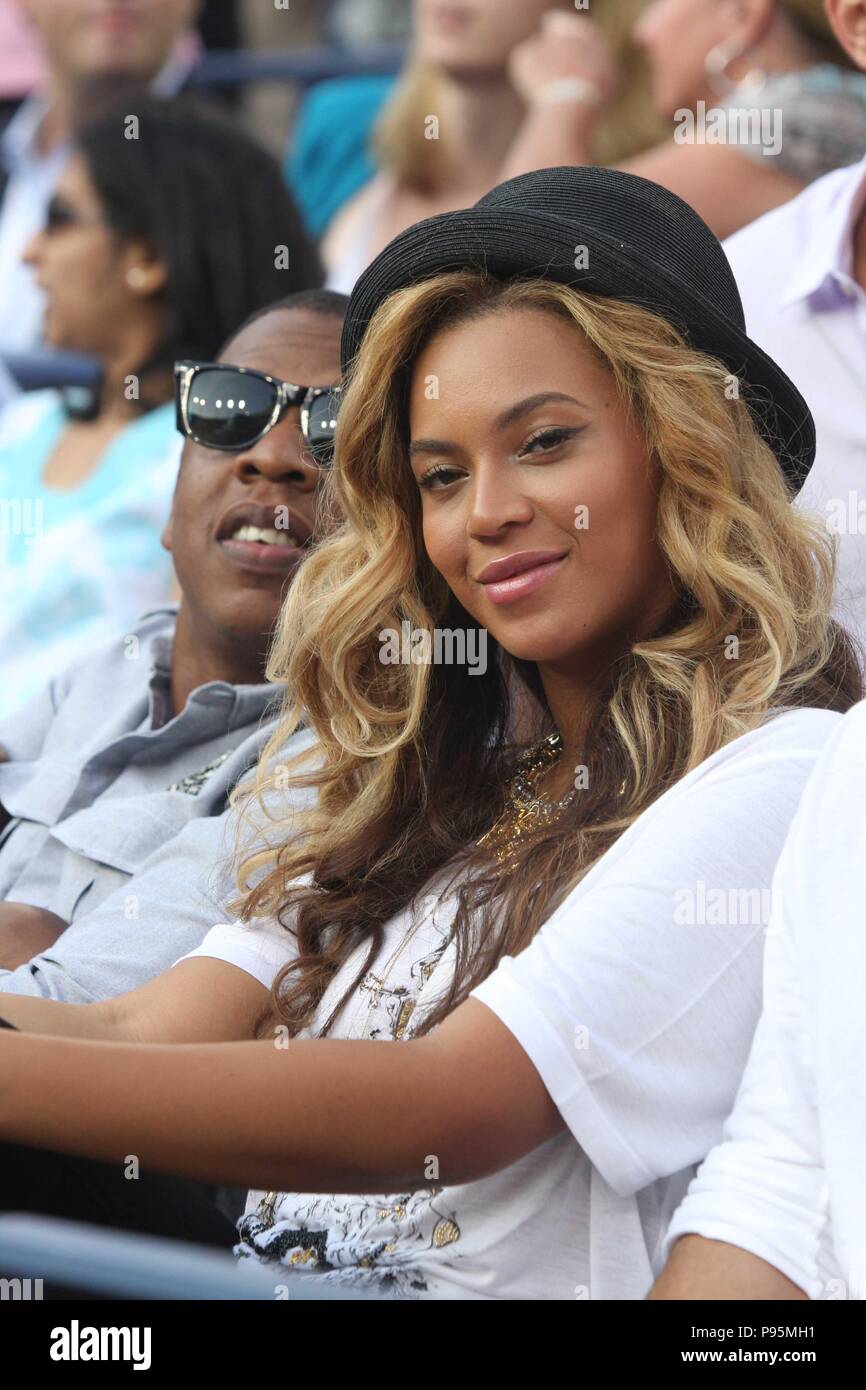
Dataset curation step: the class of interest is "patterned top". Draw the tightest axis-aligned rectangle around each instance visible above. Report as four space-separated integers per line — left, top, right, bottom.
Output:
722 63 866 183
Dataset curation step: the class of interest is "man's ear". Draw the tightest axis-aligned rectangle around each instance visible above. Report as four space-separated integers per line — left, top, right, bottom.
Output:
161 511 174 554
825 0 866 67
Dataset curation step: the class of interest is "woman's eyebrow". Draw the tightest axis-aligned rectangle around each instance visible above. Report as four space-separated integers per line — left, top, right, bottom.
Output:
408 437 460 459
495 392 586 431
408 392 587 459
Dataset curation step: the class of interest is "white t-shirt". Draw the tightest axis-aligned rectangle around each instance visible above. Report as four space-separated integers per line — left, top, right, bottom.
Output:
179 707 840 1300
663 698 866 1300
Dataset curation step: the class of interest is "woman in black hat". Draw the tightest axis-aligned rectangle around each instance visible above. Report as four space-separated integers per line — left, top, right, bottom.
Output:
0 167 859 1300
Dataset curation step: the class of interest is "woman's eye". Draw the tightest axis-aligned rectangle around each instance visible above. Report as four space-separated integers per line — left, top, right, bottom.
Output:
519 426 581 456
418 464 464 491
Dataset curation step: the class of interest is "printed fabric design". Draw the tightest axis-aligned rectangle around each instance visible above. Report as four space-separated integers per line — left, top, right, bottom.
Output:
167 749 232 796
236 884 466 1297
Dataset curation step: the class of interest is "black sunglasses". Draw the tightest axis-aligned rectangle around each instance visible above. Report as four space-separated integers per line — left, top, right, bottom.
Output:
174 361 340 467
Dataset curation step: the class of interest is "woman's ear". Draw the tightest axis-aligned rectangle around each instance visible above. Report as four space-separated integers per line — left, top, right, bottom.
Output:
730 0 776 50
122 239 169 298
825 0 866 66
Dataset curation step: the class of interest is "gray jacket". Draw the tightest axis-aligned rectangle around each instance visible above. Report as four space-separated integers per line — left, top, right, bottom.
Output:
0 606 317 1000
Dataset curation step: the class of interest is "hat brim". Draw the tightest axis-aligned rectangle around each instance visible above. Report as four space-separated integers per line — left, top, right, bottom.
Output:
340 206 815 494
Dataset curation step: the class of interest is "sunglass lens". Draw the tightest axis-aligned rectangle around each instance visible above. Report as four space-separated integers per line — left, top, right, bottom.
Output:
304 389 340 467
185 369 276 449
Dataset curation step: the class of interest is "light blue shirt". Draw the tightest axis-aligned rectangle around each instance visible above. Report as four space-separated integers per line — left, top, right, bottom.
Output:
0 389 182 716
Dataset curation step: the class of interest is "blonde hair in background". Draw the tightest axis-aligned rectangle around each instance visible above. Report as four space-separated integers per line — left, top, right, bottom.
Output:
374 0 665 189
232 271 860 1040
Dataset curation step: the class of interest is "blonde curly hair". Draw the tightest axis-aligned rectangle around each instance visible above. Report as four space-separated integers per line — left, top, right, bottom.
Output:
233 272 860 1037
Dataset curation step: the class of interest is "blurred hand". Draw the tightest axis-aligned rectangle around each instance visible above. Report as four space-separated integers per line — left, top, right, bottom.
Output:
509 11 621 112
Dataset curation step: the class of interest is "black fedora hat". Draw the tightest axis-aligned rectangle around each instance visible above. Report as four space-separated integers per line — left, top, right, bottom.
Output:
340 165 814 493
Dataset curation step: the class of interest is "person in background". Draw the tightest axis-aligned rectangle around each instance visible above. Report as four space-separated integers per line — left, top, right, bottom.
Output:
329 0 411 47
501 0 866 240
720 0 866 660
0 0 204 355
0 289 345 994
293 0 662 290
0 0 44 125
0 95 321 719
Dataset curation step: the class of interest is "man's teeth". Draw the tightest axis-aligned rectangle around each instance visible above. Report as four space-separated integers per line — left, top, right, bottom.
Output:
230 524 295 547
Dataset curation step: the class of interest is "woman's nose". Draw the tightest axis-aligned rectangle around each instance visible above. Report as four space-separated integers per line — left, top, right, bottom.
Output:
468 463 534 536
21 229 44 267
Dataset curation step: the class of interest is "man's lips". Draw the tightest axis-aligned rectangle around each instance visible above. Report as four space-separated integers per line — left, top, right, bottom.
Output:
475 549 568 606
215 500 313 574
219 537 306 573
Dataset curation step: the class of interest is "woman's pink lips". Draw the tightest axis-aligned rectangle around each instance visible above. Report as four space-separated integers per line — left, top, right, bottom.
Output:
480 555 567 606
218 537 306 573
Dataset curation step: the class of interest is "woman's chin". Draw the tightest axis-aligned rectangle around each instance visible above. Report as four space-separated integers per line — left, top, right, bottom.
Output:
495 636 578 666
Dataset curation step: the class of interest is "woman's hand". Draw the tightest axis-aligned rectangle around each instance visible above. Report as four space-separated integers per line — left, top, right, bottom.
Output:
508 11 621 115
499 12 622 185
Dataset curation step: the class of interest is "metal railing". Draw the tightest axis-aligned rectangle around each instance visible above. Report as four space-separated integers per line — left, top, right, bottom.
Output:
186 43 405 90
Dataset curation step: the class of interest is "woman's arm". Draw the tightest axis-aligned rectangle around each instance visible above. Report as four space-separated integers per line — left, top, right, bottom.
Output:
649 1235 809 1300
0 997 563 1193
0 957 269 1044
501 11 805 239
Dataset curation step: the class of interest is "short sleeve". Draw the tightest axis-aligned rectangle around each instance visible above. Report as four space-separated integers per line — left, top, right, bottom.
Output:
176 915 298 991
471 709 839 1198
0 811 240 1002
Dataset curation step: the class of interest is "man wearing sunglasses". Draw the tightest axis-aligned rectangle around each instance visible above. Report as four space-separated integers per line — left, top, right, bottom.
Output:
0 288 346 1001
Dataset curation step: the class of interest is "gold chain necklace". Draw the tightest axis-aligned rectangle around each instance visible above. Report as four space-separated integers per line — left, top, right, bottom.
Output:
476 732 575 866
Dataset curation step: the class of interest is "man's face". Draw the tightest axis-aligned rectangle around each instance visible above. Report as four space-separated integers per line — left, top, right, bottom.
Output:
21 0 199 82
164 306 343 654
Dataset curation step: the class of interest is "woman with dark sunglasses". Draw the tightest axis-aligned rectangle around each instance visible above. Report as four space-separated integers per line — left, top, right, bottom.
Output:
0 94 321 719
0 166 859 1301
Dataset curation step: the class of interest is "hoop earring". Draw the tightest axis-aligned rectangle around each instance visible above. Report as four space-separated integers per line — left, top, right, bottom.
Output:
705 38 766 98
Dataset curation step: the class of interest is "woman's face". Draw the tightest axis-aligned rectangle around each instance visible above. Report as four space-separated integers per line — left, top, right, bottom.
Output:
407 306 677 679
415 0 563 73
21 153 162 356
634 0 741 117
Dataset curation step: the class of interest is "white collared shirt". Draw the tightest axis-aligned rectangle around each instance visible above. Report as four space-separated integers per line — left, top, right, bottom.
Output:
663 698 866 1299
724 156 866 659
